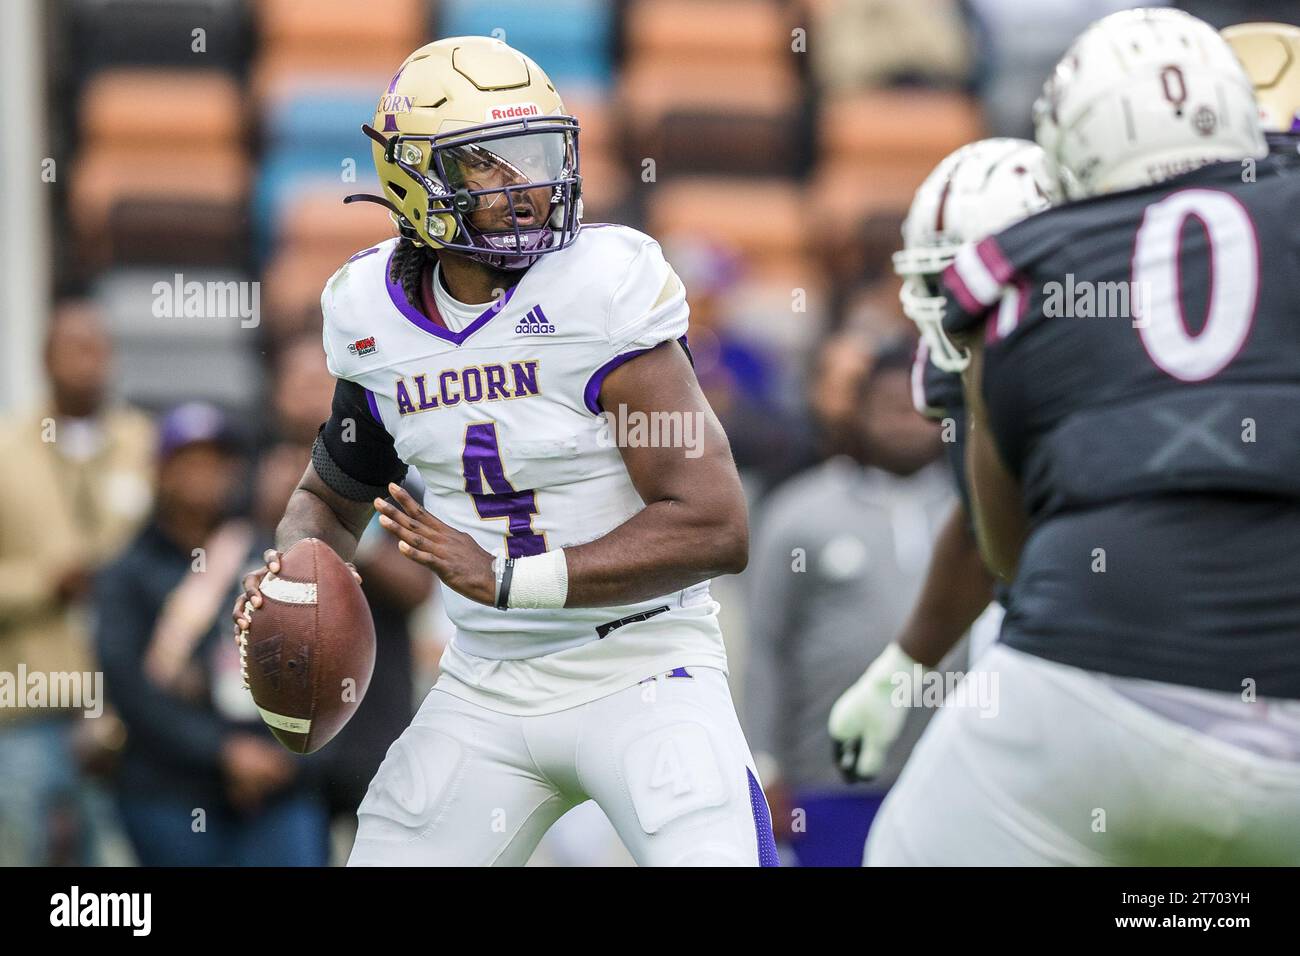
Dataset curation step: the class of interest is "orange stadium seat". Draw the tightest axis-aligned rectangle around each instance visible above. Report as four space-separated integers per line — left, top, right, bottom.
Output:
624 0 796 68
809 88 984 282
619 62 802 177
80 70 245 150
249 52 402 111
255 0 426 52
646 177 809 276
561 93 630 219
619 0 803 177
277 187 392 260
73 66 250 269
818 88 984 169
70 148 250 270
249 0 424 110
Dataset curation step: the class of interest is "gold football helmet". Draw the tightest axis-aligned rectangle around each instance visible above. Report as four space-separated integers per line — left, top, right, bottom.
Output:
346 36 582 270
1223 22 1300 154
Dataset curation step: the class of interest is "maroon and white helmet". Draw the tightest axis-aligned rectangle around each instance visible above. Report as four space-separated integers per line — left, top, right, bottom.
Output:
1034 8 1266 200
893 138 1063 372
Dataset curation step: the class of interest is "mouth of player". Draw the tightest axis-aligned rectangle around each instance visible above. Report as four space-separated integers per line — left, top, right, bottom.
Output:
510 202 538 226
479 196 545 234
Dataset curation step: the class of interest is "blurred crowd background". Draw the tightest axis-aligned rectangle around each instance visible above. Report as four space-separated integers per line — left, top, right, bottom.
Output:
1 0 1293 866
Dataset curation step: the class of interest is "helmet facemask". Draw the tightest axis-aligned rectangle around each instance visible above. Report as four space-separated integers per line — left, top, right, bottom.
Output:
353 115 582 271
893 246 970 374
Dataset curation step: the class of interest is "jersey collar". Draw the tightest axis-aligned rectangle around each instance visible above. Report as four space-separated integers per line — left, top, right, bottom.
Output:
384 246 518 346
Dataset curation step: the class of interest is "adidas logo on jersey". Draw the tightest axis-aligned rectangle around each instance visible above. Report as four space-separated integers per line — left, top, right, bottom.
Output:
515 305 555 335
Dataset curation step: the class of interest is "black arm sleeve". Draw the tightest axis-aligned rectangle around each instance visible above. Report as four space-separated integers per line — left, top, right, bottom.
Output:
313 379 407 502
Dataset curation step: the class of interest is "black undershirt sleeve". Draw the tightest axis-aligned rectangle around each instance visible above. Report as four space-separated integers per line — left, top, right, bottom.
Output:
312 378 407 501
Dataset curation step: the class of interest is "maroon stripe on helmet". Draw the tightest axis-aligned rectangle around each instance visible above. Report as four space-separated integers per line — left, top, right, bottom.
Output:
934 169 956 233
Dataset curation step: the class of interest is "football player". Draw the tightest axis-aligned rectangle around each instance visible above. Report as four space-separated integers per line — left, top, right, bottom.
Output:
828 138 1061 784
868 8 1300 865
232 37 777 866
1223 21 1300 161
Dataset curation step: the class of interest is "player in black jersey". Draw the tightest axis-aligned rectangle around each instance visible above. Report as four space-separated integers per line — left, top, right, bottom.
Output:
867 8 1300 866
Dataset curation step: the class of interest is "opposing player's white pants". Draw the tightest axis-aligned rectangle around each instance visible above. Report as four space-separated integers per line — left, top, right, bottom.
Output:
867 644 1300 866
348 667 778 866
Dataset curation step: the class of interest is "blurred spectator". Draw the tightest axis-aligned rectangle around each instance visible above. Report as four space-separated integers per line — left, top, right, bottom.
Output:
664 237 819 493
270 331 338 446
742 336 957 866
0 300 154 865
813 0 975 91
95 403 327 866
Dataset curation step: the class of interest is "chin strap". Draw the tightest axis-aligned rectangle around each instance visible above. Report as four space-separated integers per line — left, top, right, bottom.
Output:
344 124 407 219
342 192 404 215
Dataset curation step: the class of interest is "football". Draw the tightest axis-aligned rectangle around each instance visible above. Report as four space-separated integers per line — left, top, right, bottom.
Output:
243 538 376 754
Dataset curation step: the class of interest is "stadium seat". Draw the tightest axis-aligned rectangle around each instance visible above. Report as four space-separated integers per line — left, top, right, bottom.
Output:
619 62 804 178
559 92 628 220
70 147 249 270
645 177 809 277
277 186 393 261
818 89 984 171
262 88 384 155
256 0 426 53
809 89 983 283
79 69 245 151
623 0 794 69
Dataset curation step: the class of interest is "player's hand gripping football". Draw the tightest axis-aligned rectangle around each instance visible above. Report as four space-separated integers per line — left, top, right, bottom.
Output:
374 482 496 606
230 548 363 671
828 642 920 782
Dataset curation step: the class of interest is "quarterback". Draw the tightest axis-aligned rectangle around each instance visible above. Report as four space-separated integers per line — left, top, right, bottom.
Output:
233 37 777 866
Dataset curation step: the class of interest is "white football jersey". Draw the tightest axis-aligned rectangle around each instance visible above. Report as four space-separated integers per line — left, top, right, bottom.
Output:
321 225 728 710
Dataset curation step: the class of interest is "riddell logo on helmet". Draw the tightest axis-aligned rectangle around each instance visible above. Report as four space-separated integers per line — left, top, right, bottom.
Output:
488 102 542 121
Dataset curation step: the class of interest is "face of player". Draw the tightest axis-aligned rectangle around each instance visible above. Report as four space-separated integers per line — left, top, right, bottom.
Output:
442 131 569 233
859 368 943 477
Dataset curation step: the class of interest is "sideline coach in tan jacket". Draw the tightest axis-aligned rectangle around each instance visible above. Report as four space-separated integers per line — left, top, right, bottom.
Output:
0 301 154 864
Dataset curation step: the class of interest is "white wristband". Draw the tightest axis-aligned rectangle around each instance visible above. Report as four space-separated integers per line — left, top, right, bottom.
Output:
508 548 569 609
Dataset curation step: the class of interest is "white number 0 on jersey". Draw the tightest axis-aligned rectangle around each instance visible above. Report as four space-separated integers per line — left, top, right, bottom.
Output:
1131 188 1259 382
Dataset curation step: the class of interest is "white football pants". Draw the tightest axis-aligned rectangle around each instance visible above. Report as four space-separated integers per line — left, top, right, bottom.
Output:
867 644 1300 866
348 666 778 866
